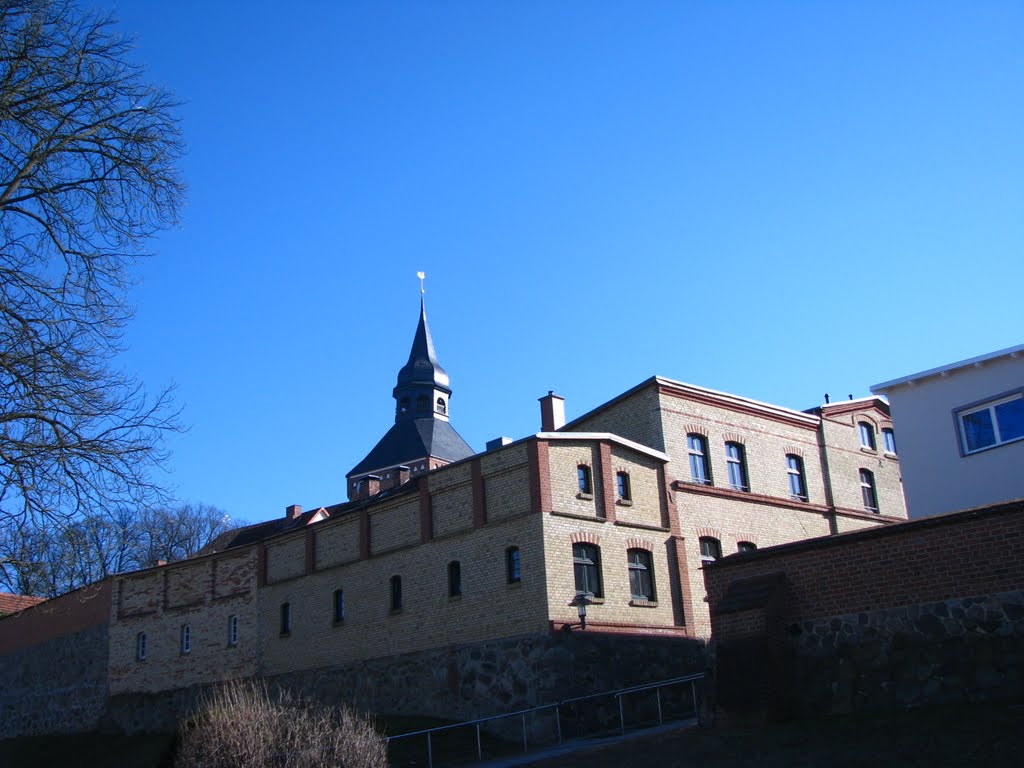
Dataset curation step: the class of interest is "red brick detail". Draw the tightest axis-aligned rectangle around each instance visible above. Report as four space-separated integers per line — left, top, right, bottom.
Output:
419 476 433 543
471 458 487 528
695 526 722 541
598 441 616 523
548 619 691 637
666 534 692 628
626 537 656 551
305 529 316 575
528 438 552 515
570 530 601 546
359 508 370 560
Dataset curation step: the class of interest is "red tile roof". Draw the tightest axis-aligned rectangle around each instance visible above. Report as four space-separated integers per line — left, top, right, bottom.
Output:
0 592 45 615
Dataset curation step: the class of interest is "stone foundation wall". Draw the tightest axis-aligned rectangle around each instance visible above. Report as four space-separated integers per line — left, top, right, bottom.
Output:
0 624 109 738
788 588 1024 716
104 630 706 734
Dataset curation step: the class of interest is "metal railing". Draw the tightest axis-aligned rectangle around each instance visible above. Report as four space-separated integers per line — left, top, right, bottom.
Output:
385 673 703 768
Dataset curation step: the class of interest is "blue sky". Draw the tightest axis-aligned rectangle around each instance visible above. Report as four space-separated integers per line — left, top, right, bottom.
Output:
98 1 1023 523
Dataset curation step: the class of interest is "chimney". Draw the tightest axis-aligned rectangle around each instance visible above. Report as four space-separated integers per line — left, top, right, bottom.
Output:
354 475 381 501
486 437 513 451
156 559 167 567
285 504 303 520
539 391 566 432
396 465 411 486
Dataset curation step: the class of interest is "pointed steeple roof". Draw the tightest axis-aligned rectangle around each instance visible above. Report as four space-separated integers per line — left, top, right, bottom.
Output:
394 297 451 394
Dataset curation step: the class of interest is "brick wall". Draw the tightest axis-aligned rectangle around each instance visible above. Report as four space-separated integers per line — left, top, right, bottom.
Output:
705 500 1024 718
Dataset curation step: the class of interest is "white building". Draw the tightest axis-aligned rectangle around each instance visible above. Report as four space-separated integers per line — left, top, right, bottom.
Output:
871 344 1024 518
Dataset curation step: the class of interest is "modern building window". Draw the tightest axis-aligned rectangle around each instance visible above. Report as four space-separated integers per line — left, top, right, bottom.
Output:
957 393 1024 454
725 442 749 491
858 421 876 450
577 464 593 495
786 454 807 500
228 615 238 646
181 624 191 654
627 549 655 601
333 590 345 624
390 576 403 611
279 603 291 635
882 428 897 454
616 471 631 501
506 546 521 584
136 632 147 661
448 561 462 597
699 537 722 564
737 541 757 553
436 397 447 415
572 543 602 597
860 469 879 513
687 434 711 484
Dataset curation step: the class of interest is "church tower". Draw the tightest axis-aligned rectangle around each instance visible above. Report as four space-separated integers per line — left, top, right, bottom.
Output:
346 295 474 500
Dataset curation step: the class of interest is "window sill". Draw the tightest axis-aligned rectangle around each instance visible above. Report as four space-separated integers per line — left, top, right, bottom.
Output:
332 620 345 628
629 599 658 608
883 451 898 459
576 492 594 501
448 594 462 602
615 499 633 507
279 632 291 639
506 580 522 589
790 494 809 503
728 485 750 493
859 446 878 455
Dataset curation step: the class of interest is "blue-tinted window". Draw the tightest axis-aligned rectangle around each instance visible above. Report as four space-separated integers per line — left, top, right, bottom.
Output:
725 442 748 491
959 394 1024 454
860 469 879 512
882 428 896 454
688 434 711 484
858 422 876 450
616 472 631 501
506 546 521 584
786 454 807 500
577 465 593 494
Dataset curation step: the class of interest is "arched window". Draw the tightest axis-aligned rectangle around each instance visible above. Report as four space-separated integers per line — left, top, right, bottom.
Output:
786 454 807 500
506 546 521 584
699 537 722 564
333 590 345 624
448 561 462 597
616 471 631 501
577 465 593 495
436 397 447 415
228 615 238 645
398 397 410 414
627 549 655 600
687 434 711 484
860 469 879 513
725 442 748 491
416 395 429 411
390 576 403 611
858 421 877 450
572 543 602 597
136 632 147 661
737 541 757 553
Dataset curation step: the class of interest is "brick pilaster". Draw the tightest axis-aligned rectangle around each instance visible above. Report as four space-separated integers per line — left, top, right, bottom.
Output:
419 476 433 543
359 508 370 560
666 534 693 629
305 529 316 575
528 438 552 514
599 440 617 523
471 458 487 528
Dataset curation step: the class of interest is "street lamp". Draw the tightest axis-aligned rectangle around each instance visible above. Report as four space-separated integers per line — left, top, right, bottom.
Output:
568 592 595 630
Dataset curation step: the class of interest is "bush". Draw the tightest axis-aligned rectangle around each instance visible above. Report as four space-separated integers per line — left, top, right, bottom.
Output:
173 679 387 768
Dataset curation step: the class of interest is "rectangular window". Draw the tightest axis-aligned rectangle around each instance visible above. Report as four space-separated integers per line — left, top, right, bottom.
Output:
699 537 722 564
616 471 631 501
180 624 191 655
725 442 748 491
786 454 807 501
577 465 593 495
860 469 879 513
858 422 876 450
627 549 655 600
688 434 711 484
228 615 238 646
882 428 896 454
448 561 462 597
506 546 521 584
958 393 1024 454
279 603 291 635
572 543 602 597
333 590 345 624
390 576 403 611
136 632 147 661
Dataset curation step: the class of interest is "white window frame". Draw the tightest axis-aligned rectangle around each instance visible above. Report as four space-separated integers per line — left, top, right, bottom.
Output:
957 392 1024 455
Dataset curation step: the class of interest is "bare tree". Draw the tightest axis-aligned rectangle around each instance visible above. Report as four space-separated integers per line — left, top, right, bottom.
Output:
0 0 185 571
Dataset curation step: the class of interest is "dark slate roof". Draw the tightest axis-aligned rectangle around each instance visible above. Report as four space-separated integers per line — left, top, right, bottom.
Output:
197 507 335 555
347 417 474 478
395 297 451 394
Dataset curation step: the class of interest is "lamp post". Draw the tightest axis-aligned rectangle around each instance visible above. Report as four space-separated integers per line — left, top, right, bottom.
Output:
568 592 594 630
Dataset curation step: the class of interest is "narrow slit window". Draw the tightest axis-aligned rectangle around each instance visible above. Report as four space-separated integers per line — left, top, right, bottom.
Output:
506 546 521 584
448 561 462 597
577 465 593 494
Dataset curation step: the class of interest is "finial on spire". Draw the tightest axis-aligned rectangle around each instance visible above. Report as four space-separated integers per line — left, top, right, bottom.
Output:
417 271 426 295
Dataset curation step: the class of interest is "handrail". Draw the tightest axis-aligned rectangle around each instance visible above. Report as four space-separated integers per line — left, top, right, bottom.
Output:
385 672 702 742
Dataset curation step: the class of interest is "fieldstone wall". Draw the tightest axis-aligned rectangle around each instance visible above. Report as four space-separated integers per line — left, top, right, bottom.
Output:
788 589 1024 716
0 624 109 738
104 630 706 734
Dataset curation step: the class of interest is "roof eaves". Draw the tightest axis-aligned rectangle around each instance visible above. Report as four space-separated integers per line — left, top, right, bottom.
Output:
871 344 1024 393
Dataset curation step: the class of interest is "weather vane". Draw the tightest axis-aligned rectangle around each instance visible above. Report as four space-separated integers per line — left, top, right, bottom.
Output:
417 271 426 294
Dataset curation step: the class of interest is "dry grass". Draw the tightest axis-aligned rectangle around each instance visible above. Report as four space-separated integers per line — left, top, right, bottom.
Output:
173 679 387 768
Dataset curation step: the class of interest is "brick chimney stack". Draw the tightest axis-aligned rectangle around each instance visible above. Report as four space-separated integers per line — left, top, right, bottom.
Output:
539 391 566 432
286 504 303 520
